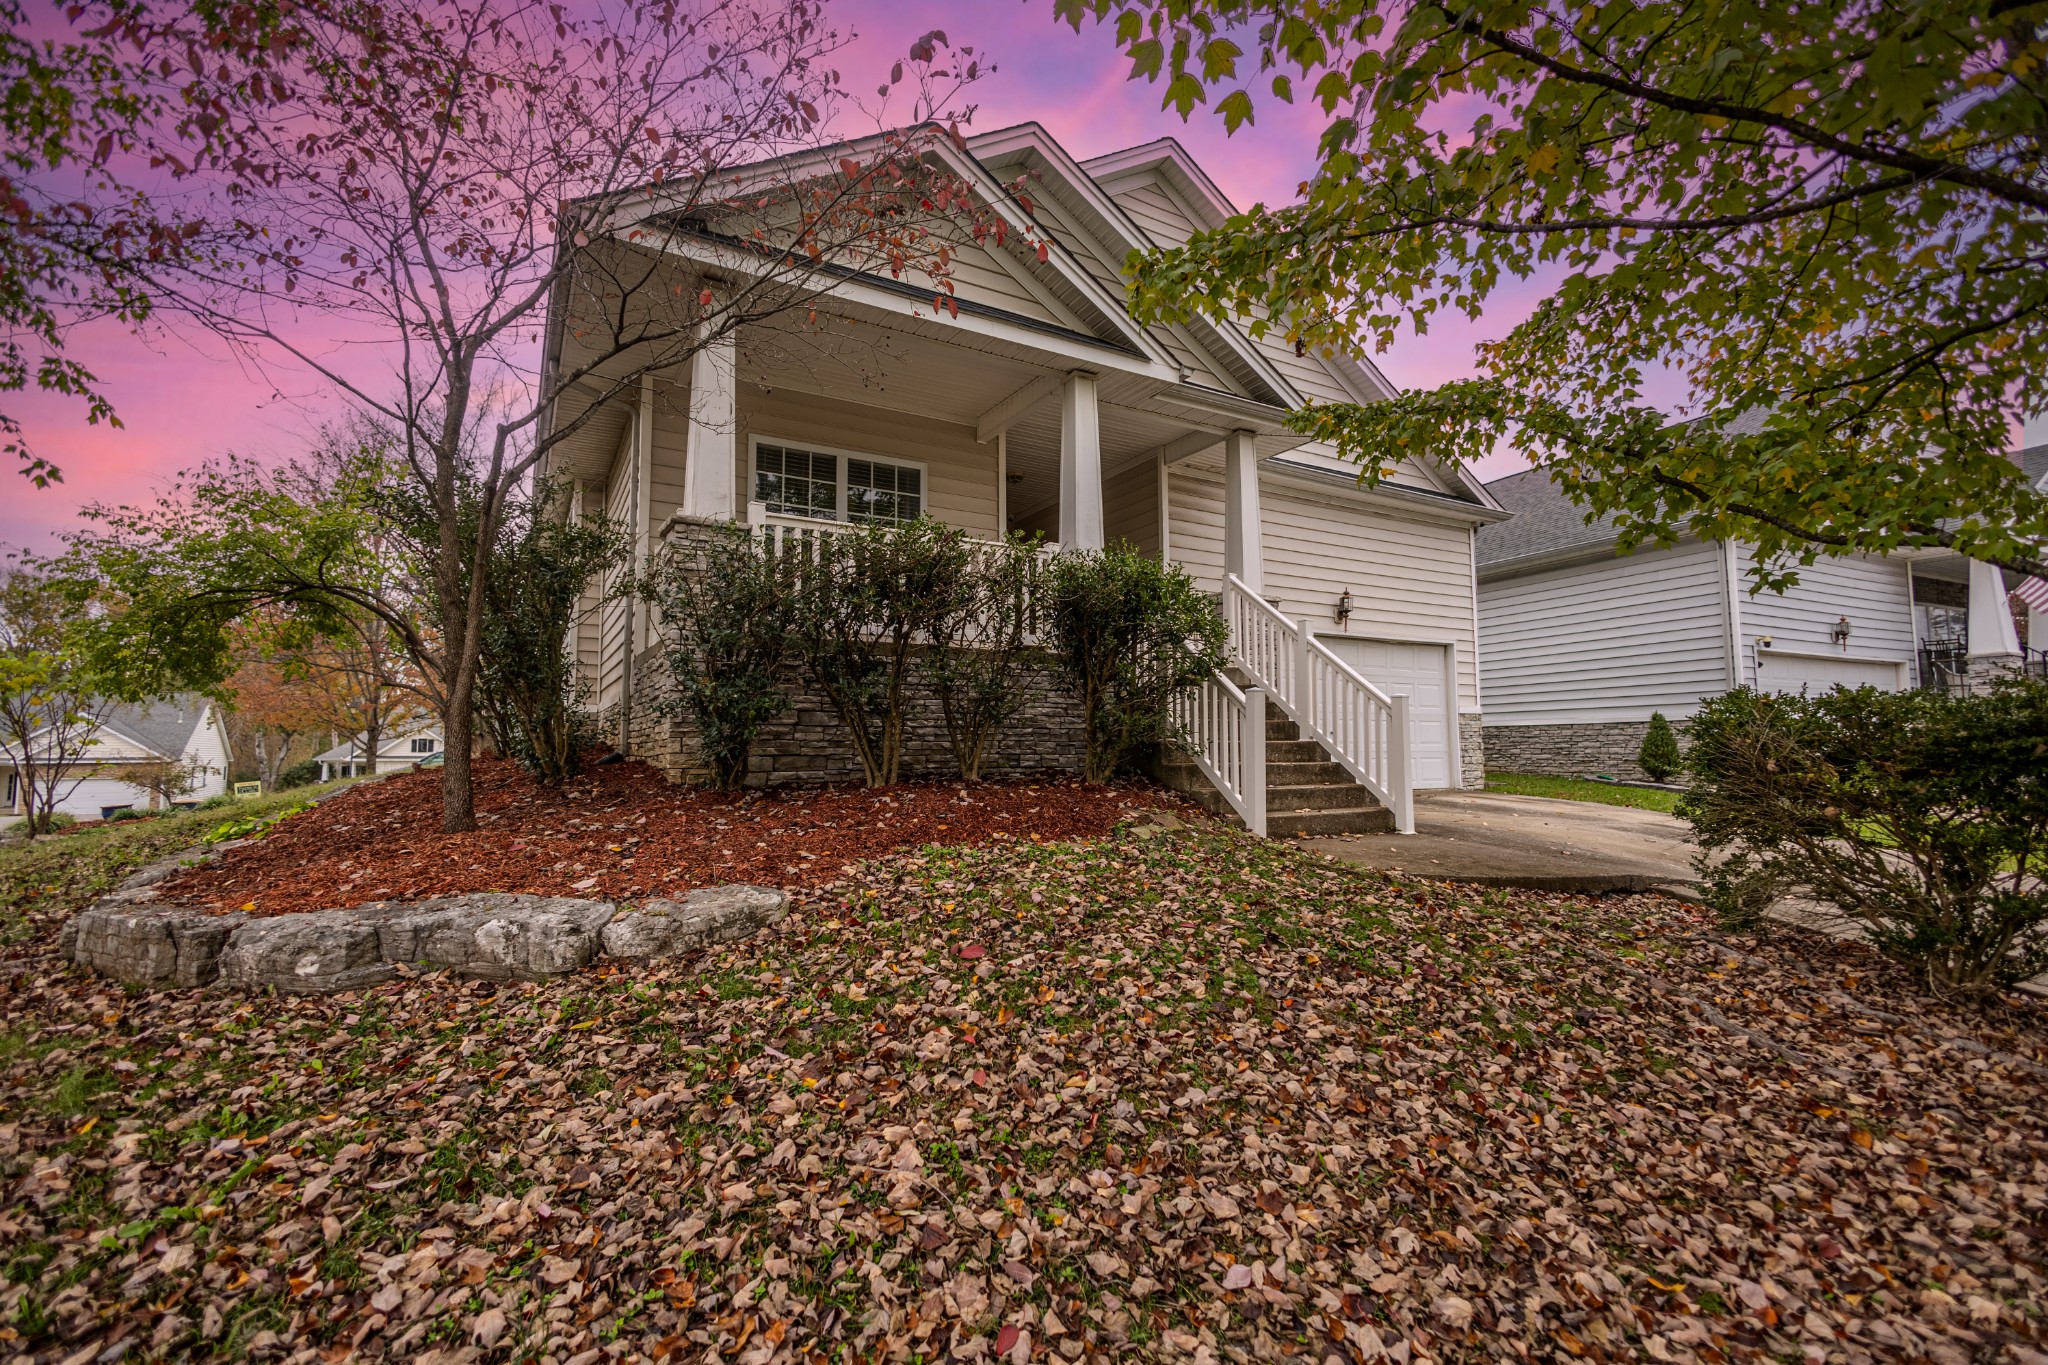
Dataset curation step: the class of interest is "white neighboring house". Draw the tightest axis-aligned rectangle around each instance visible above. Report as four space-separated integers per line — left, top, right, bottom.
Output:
314 724 444 781
4 695 234 822
542 124 1510 833
1474 444 2044 781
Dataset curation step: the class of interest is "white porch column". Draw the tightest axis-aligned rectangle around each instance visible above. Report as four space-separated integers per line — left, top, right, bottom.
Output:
1058 371 1104 550
1967 557 2021 659
1223 429 1263 594
680 327 737 520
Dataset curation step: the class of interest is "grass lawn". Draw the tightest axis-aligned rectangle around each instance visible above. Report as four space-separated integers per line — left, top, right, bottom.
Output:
0 783 355 942
1 821 2043 1361
1485 770 1684 813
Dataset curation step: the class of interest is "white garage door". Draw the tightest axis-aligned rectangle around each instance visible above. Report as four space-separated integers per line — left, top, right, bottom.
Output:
1755 650 1907 695
1316 636 1455 789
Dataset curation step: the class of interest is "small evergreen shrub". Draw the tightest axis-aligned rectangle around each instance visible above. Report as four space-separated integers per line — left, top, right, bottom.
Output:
1042 544 1227 783
644 522 799 790
1682 680 2048 996
106 806 150 822
197 791 242 810
923 534 1046 780
788 519 974 788
1638 711 1682 782
274 759 323 791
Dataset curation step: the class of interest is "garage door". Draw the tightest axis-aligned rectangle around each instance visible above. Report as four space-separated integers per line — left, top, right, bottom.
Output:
1315 636 1455 789
1755 650 1907 694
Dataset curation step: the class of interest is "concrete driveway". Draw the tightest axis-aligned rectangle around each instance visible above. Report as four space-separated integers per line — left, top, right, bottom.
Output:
1303 789 1700 895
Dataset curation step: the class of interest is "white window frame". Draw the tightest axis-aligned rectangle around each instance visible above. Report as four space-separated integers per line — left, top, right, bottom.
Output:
748 435 927 525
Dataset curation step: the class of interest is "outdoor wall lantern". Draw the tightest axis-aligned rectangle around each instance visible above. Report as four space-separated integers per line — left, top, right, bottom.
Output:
1832 615 1853 648
1333 588 1354 628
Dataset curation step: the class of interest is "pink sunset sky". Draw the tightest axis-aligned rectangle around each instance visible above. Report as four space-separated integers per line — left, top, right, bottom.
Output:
8 0 1562 554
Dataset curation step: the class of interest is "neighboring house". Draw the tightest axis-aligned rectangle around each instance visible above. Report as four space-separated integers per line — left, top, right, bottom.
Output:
315 724 444 782
541 124 1509 832
4 695 234 821
1474 445 2042 781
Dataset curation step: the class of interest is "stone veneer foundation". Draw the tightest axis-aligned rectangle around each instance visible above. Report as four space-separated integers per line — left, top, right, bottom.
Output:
1483 719 1681 785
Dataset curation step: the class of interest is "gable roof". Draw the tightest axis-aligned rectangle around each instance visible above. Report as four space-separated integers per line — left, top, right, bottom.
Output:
97 696 213 761
1475 467 1621 571
2023 441 2048 491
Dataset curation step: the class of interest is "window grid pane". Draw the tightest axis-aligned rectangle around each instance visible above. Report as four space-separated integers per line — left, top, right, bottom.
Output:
755 444 838 520
847 458 922 524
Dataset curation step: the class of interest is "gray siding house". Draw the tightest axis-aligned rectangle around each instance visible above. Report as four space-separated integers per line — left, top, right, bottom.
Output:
1474 447 2042 781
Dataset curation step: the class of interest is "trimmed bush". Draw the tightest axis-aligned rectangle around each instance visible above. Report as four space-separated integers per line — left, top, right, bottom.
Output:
1042 544 1227 783
1638 711 1682 782
644 522 799 790
923 534 1046 780
274 759 323 791
1681 680 2048 996
788 520 974 788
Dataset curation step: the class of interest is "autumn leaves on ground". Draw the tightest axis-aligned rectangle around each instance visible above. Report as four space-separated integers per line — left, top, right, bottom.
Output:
5 811 2048 1363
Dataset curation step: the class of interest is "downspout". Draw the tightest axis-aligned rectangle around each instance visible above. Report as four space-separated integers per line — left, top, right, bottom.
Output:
1721 540 1744 688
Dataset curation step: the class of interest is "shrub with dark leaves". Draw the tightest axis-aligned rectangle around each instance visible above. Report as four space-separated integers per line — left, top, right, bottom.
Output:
1681 679 2048 995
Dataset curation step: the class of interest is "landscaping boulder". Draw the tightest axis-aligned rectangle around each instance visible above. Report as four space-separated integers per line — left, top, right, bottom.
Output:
373 895 619 981
68 906 252 990
217 912 393 995
601 885 788 959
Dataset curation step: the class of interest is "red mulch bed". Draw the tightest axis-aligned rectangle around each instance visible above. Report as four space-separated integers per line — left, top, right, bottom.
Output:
157 756 1178 916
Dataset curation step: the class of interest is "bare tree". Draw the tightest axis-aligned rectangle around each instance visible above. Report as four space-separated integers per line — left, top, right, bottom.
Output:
133 0 1016 830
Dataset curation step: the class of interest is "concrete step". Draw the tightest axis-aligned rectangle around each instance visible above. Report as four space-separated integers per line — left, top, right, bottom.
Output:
1266 782 1379 813
1265 739 1328 765
1264 760 1356 787
1268 805 1397 837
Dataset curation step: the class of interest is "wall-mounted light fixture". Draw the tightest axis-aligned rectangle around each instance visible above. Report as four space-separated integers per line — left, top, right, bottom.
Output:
1333 588 1354 628
1832 615 1852 648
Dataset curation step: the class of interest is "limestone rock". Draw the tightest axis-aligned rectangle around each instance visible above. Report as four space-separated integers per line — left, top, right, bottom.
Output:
375 895 617 981
601 885 787 959
217 913 392 995
68 905 251 989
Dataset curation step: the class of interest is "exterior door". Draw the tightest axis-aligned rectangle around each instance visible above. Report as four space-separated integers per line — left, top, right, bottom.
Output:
1317 636 1455 789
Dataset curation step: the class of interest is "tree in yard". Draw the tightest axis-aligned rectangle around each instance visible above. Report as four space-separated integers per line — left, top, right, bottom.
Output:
123 756 205 810
0 561 111 836
124 0 1013 830
1055 0 2048 586
225 641 339 792
1637 712 1682 784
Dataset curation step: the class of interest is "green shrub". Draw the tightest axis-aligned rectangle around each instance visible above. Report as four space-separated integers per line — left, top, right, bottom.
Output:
923 534 1045 780
274 759 323 791
644 522 800 790
788 519 974 788
1042 544 1227 783
1681 680 2048 996
106 807 155 823
1638 711 1682 782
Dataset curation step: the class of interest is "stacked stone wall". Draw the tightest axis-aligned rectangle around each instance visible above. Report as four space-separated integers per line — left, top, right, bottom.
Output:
1457 716 1485 790
1483 719 1687 785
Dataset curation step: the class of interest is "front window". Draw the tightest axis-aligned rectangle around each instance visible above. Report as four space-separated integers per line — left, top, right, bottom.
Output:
753 440 923 525
755 443 839 520
847 458 922 523
410 738 436 754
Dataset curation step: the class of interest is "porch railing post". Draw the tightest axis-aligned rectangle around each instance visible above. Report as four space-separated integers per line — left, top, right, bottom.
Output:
1389 692 1415 835
1243 685 1268 838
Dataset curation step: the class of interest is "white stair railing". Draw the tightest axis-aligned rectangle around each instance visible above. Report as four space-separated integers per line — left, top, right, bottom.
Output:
1169 666 1267 836
1223 574 1415 834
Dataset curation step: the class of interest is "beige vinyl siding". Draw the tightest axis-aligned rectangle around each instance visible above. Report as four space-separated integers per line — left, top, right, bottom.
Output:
1479 541 1731 725
1731 545 1917 686
1168 466 1483 709
939 242 1070 327
732 388 1001 537
1104 459 1161 558
1108 181 1198 247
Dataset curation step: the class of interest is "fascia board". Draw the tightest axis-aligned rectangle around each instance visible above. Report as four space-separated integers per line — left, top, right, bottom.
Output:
1262 457 1514 527
649 232 1179 383
978 127 1303 409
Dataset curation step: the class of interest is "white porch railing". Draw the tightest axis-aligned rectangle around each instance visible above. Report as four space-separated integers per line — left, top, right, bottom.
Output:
1170 665 1267 836
1222 574 1415 834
